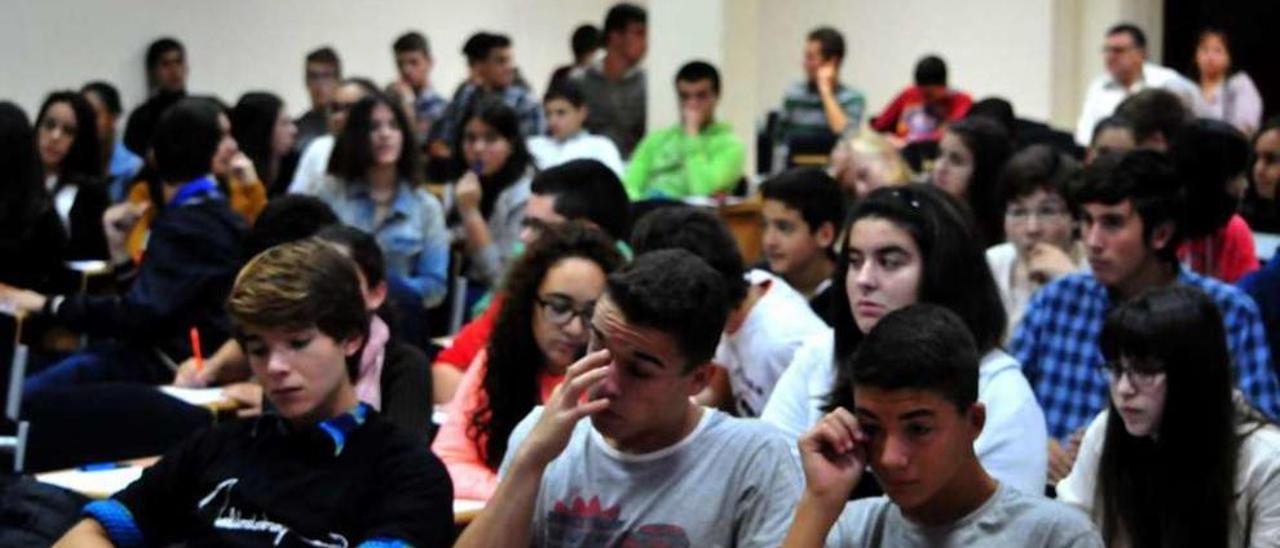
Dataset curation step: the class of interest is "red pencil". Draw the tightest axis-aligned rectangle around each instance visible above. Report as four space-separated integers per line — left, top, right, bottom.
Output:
189 327 204 373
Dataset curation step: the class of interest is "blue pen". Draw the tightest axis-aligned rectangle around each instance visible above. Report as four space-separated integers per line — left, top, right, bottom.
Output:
80 462 128 472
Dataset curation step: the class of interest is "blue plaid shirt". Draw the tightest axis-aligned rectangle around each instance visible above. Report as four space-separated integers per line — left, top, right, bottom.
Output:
1013 269 1279 440
431 82 545 146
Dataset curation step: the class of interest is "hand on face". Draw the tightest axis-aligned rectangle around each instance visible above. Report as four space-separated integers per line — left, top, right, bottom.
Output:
516 349 613 467
798 408 868 507
682 105 707 137
1025 242 1077 285
228 152 258 183
816 62 838 91
455 171 483 214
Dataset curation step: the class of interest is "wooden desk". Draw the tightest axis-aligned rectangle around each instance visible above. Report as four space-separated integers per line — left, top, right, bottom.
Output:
718 198 764 265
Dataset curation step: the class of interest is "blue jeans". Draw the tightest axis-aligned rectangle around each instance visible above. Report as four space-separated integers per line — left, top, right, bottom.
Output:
23 343 172 396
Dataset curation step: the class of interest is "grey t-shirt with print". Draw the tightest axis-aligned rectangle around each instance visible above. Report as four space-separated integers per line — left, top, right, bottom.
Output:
501 407 802 547
826 482 1103 548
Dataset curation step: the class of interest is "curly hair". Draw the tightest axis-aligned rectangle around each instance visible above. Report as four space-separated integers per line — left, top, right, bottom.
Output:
469 222 625 470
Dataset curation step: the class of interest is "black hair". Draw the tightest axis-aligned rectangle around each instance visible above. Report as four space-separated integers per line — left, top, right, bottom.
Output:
230 91 286 186
997 144 1082 217
0 102 48 234
1114 88 1189 145
947 115 1013 244
462 32 512 65
530 159 630 241
243 194 340 259
629 205 749 307
35 90 103 181
571 24 601 58
967 97 1016 140
316 224 387 288
606 248 730 369
471 222 625 470
807 26 845 62
1096 285 1259 548
604 3 647 37
1090 114 1135 146
847 304 980 411
826 185 1006 413
305 46 342 75
328 93 418 183
760 167 846 237
145 37 185 72
393 31 431 57
1171 118 1249 239
675 60 721 95
1107 23 1148 50
151 97 220 184
543 80 585 108
451 98 532 218
914 55 948 87
1190 27 1237 81
1076 150 1184 263
81 81 122 116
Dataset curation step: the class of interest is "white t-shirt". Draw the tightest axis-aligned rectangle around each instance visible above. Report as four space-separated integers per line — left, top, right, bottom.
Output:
288 134 335 196
714 270 829 417
526 131 625 178
761 333 1049 495
1074 62 1197 146
1057 399 1280 548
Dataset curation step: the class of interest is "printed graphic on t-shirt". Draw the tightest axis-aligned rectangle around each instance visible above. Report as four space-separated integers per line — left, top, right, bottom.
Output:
902 103 940 142
197 478 350 547
547 495 691 547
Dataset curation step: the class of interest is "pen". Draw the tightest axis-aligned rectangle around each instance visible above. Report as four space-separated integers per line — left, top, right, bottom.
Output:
189 327 204 373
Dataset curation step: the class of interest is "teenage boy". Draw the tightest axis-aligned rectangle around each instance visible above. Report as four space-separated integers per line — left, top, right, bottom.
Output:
1084 115 1135 165
1013 150 1280 479
870 55 972 147
296 46 343 154
429 32 543 157
624 61 745 200
1113 88 1189 151
123 37 188 156
631 206 826 417
455 249 800 546
760 167 846 324
81 81 144 202
53 239 453 547
776 27 866 145
526 82 624 176
389 31 447 146
784 304 1102 547
572 2 647 158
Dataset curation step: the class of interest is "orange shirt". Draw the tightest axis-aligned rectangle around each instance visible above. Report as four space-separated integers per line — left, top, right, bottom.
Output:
125 176 266 262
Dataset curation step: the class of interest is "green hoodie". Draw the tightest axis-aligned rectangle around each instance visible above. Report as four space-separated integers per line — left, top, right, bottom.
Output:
623 121 746 200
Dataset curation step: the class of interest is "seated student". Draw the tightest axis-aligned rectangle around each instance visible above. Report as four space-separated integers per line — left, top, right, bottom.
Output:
1240 243 1280 385
1243 116 1280 233
775 26 866 147
432 159 631 402
1013 150 1280 484
433 223 625 500
763 185 1049 495
828 131 913 205
455 249 800 547
571 3 648 159
546 24 600 95
290 78 376 196
122 37 187 157
294 47 342 157
230 91 298 195
1059 285 1280 547
526 82 624 177
80 81 144 203
1084 115 1135 165
33 91 109 269
870 55 973 147
986 145 1088 341
387 31 447 147
1174 118 1259 283
630 206 827 417
932 115 1013 247
782 304 1102 548
1113 88 1189 152
2 98 245 393
52 239 453 547
624 61 745 200
760 168 845 324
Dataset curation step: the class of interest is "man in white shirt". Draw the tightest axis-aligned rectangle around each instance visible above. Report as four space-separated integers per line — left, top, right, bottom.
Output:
1074 23 1195 146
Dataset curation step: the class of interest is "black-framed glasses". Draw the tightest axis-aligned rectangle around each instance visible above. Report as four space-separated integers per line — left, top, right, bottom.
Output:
1104 361 1165 391
535 295 594 327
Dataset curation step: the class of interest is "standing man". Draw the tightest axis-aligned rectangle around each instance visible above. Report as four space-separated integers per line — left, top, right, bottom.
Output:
123 37 188 157
295 46 342 156
776 27 866 148
389 32 447 147
1074 23 1196 146
572 3 647 158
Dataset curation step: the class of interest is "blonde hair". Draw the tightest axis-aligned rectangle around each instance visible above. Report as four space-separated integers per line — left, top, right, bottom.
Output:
832 130 914 187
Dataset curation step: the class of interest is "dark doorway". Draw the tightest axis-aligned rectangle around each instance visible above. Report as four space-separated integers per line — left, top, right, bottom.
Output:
1164 0 1279 124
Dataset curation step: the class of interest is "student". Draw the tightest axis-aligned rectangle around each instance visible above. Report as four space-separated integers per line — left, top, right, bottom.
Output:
932 115 1013 246
572 2 647 158
450 98 536 288
1113 88 1189 152
1243 116 1280 232
762 185 1049 495
1189 27 1263 137
431 159 631 402
295 46 342 157
828 131 912 204
546 24 600 94
123 37 188 156
1013 151 1280 480
80 81 144 202
1074 23 1195 146
52 239 453 547
454 249 801 547
870 55 973 147
1084 115 1135 165
1058 286 1280 547
760 167 846 324
526 82 624 176
388 31 447 146
986 145 1088 340
624 61 745 200
290 77 377 196
230 91 297 195
1240 243 1280 387
1173 118 1259 283
776 26 866 146
3 98 245 392
434 223 625 500
33 91 109 266
782 304 1102 548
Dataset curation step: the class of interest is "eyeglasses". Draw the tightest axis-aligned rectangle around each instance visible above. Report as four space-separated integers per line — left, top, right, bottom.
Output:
1005 205 1070 223
1105 362 1165 391
535 295 594 327
39 117 77 136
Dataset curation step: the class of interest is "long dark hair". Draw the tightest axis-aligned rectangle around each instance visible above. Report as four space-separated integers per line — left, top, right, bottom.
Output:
1096 285 1262 548
0 103 47 230
35 91 102 183
945 116 1011 245
328 93 419 184
452 97 532 219
826 184 1006 412
469 223 624 469
231 91 285 186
